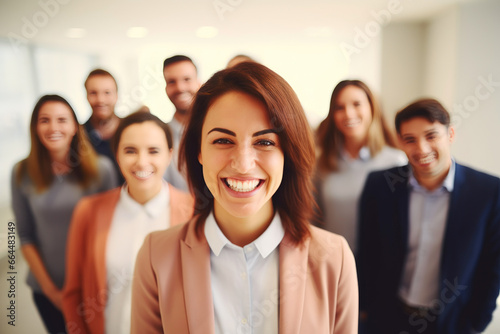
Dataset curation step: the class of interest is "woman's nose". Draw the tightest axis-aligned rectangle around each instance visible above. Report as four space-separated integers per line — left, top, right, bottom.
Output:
345 105 356 118
48 120 58 132
231 145 256 173
136 152 149 167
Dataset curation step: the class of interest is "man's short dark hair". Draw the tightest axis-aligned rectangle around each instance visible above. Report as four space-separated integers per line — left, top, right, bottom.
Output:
84 68 118 91
395 98 451 134
163 55 197 73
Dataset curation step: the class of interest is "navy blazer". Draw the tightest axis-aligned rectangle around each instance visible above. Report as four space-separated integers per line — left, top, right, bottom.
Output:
357 163 500 334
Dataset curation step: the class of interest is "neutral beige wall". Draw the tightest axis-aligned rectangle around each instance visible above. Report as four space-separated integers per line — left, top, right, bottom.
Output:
380 22 425 124
422 7 459 108
451 0 500 177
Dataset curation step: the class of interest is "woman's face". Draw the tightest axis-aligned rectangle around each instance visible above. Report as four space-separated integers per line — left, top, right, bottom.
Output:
37 101 77 157
333 85 373 143
117 121 172 203
199 91 284 221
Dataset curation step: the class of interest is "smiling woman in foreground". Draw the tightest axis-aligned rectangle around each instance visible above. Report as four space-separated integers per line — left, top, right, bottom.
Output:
131 62 358 334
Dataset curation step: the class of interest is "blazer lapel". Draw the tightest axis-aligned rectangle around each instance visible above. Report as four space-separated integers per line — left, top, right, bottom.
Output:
180 220 215 334
394 167 411 253
278 233 309 334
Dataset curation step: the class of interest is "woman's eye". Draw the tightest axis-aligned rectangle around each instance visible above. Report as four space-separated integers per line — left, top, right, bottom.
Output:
213 138 232 145
256 139 275 146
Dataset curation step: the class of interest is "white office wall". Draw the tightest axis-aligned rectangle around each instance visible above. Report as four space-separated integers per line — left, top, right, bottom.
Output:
380 22 425 124
451 0 500 176
0 41 36 225
421 7 458 109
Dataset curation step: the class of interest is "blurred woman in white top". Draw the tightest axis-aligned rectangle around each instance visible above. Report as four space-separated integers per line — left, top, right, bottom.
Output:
62 111 193 334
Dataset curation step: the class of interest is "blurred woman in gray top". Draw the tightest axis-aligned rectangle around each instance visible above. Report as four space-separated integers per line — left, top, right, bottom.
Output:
315 80 406 254
11 95 118 333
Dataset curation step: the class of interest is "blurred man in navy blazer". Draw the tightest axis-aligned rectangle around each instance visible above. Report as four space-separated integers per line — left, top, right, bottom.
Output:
357 98 500 334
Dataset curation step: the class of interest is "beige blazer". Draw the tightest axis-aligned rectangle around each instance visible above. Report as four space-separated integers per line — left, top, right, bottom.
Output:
62 185 194 334
132 216 358 333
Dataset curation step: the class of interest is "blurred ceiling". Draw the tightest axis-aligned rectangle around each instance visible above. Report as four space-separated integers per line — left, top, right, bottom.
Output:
0 0 480 53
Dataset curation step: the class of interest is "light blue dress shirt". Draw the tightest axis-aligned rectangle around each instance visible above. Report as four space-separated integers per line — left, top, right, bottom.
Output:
204 212 285 334
399 160 456 308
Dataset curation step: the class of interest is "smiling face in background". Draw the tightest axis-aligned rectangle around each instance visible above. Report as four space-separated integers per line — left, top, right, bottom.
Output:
199 91 284 227
333 85 373 143
37 101 77 158
86 75 118 121
398 117 454 190
163 61 200 116
117 121 172 204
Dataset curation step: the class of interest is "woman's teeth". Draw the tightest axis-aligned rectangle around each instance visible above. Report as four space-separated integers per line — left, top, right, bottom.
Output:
226 178 260 192
344 119 361 127
48 133 63 140
135 171 153 179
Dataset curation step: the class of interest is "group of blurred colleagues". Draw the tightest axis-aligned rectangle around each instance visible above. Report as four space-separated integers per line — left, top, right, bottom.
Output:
10 53 500 334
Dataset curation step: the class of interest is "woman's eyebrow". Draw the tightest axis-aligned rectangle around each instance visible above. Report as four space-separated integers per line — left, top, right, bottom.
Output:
207 128 236 136
207 128 277 137
253 129 276 137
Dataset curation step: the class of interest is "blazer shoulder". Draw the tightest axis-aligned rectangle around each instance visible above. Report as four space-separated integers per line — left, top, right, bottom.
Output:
364 164 411 193
309 225 348 247
456 163 500 183
169 185 195 209
308 225 354 265
455 163 500 195
78 187 121 207
369 164 409 179
147 217 194 249
70 187 120 232
169 184 193 199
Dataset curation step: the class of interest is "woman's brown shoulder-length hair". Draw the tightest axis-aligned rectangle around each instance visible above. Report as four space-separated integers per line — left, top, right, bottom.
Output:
316 79 396 173
111 111 173 157
179 62 316 244
16 94 100 192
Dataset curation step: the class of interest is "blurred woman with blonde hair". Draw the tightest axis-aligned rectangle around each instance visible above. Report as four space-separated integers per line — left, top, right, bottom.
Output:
315 80 406 253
